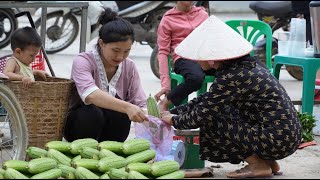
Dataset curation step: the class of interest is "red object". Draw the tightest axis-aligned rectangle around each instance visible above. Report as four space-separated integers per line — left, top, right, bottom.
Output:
173 135 200 144
315 79 320 100
298 140 317 149
31 49 45 71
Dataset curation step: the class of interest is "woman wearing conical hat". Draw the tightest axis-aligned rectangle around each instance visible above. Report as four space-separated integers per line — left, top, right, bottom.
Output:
160 15 302 178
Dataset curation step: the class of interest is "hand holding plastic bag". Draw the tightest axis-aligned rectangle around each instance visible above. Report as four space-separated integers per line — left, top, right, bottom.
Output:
134 115 174 161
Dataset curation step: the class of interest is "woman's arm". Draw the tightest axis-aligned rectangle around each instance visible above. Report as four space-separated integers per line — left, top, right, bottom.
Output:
71 54 148 123
169 94 206 114
157 18 172 92
171 77 239 130
161 93 212 129
86 89 147 122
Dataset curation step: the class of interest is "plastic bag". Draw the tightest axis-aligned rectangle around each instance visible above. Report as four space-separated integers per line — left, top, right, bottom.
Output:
134 115 174 161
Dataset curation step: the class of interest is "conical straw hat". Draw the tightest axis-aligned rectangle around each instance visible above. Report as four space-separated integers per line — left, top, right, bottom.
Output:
174 15 253 61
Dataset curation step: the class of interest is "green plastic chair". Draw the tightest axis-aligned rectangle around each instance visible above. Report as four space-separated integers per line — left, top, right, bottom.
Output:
168 56 215 106
225 20 273 73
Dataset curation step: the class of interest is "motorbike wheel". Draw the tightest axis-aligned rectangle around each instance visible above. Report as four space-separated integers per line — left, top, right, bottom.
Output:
147 7 172 49
0 9 18 49
150 44 160 79
285 66 303 81
34 11 79 54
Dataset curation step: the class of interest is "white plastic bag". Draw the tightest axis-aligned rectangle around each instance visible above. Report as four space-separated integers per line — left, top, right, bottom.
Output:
134 115 174 161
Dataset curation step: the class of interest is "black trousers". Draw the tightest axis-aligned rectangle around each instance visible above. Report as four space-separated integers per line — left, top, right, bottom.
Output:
63 101 131 143
167 58 214 106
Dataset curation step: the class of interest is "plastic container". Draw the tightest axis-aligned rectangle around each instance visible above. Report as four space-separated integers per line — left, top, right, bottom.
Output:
288 18 306 57
305 46 315 57
278 31 290 55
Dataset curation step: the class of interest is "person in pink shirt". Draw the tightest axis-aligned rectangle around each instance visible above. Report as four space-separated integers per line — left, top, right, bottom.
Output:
63 7 148 142
155 1 213 111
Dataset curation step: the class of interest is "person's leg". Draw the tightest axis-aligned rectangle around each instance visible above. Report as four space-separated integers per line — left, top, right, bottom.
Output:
160 59 205 110
98 109 131 142
63 104 106 142
265 160 281 174
226 154 272 178
205 105 282 178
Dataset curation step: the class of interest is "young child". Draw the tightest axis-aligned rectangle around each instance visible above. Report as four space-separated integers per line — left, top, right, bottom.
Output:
3 26 48 88
155 1 210 112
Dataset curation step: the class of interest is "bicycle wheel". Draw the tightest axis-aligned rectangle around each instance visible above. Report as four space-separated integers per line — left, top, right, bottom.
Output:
34 11 79 54
0 84 28 164
0 8 18 49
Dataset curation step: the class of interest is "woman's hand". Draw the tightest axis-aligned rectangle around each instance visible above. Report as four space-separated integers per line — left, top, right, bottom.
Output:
126 104 148 123
154 89 170 101
160 110 171 117
161 112 174 125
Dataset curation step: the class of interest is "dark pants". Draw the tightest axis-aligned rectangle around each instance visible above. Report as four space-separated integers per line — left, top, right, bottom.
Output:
167 58 210 106
63 101 131 143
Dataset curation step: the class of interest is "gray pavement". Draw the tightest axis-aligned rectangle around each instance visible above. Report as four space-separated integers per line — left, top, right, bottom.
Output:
0 11 319 179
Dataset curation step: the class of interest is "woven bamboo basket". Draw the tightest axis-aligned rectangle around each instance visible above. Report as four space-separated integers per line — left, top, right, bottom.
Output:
4 76 74 148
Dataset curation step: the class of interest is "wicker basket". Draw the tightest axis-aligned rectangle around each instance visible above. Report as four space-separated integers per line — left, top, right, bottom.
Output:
4 76 74 148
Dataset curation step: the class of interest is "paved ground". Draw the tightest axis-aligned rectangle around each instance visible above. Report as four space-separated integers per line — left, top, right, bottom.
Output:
0 11 319 179
206 135 320 179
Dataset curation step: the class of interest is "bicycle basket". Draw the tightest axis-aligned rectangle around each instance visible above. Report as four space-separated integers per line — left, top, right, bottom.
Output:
4 76 74 148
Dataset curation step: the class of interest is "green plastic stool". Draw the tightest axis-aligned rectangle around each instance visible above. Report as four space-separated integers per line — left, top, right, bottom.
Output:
174 129 204 169
273 55 320 115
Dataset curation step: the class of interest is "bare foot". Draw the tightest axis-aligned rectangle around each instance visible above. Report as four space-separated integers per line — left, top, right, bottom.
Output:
226 155 272 178
266 160 282 175
226 164 272 178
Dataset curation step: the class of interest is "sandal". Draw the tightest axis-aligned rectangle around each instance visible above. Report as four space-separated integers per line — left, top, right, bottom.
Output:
226 165 273 178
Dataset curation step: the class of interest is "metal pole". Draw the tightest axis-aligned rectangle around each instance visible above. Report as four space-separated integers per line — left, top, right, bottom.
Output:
40 7 47 49
80 5 88 53
39 9 55 76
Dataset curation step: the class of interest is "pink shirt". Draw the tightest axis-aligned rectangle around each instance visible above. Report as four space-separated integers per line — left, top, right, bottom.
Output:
71 50 147 108
157 6 209 91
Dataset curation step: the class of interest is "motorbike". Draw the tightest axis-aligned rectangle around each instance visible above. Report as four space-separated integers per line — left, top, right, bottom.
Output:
0 8 18 49
0 5 38 50
149 1 210 79
33 1 176 54
249 1 303 81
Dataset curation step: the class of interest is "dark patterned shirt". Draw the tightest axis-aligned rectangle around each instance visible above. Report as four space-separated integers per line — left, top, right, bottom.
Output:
170 55 302 162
